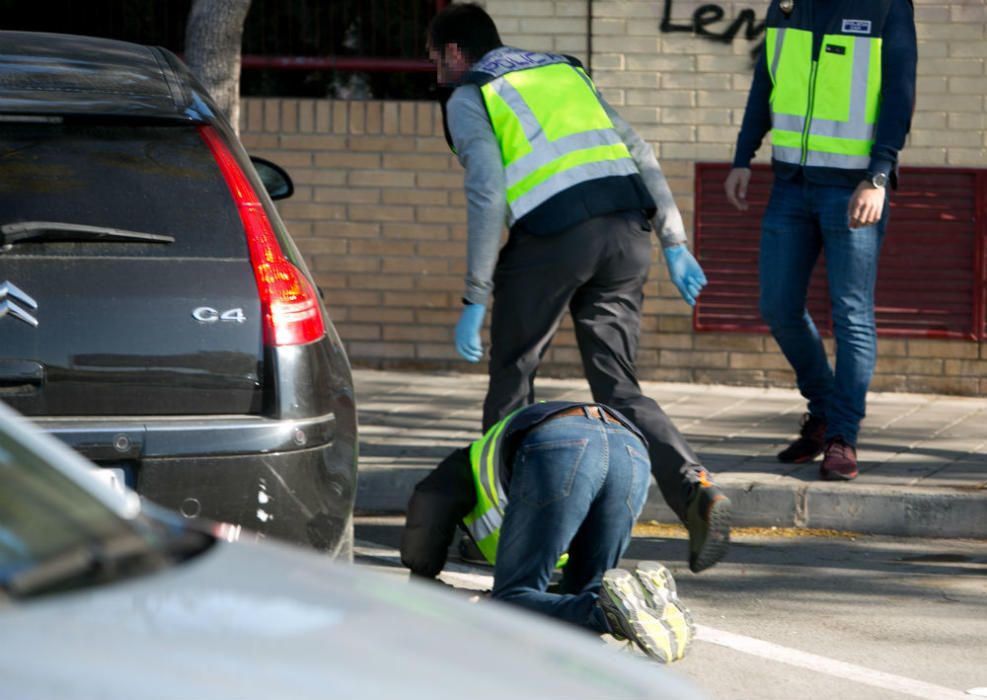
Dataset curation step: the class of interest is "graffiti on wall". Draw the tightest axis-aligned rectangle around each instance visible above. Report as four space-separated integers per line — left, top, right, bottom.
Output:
659 0 766 59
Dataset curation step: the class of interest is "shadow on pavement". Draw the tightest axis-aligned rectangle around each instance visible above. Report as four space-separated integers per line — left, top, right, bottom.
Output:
357 518 987 608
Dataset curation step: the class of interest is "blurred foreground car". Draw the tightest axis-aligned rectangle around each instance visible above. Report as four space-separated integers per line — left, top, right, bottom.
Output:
0 401 704 700
0 31 356 556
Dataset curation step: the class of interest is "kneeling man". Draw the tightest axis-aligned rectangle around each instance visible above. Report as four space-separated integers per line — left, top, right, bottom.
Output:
400 401 694 663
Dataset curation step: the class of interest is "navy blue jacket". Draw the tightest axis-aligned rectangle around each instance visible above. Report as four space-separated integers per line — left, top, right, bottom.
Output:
733 0 916 188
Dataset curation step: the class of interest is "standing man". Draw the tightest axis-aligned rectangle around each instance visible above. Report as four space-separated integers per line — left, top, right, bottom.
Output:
401 401 695 664
724 0 917 480
428 2 730 573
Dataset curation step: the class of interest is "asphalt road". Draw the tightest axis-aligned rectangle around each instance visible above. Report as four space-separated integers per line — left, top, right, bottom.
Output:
355 517 987 700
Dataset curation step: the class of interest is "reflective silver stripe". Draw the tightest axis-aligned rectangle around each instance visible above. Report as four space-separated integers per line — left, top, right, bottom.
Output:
478 429 507 504
773 113 805 132
467 507 503 542
848 36 873 131
804 151 871 169
776 113 873 141
487 76 542 148
770 28 786 80
509 158 638 224
807 37 875 141
802 117 874 141
805 122 873 139
772 145 803 164
505 129 624 187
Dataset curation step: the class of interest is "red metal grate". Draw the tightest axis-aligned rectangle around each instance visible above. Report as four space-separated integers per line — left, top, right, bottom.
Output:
694 163 987 341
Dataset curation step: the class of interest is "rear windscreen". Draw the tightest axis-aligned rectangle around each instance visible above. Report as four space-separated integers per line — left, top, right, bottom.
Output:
0 123 247 258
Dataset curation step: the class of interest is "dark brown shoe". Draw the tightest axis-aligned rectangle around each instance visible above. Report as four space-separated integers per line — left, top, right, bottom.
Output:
820 437 858 481
684 471 731 573
777 413 827 463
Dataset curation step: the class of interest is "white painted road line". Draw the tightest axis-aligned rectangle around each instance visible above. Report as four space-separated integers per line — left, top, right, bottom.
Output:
437 569 494 591
697 625 970 700
354 541 971 698
353 541 402 560
354 540 494 591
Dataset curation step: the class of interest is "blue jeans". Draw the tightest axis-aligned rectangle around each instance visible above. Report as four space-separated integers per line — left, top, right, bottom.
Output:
491 413 651 633
759 177 889 445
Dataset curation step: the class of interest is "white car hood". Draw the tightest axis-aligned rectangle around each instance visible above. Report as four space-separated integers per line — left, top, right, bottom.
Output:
0 537 702 700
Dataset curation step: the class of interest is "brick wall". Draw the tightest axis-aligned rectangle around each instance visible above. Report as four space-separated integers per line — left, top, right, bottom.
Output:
240 99 466 365
240 0 987 396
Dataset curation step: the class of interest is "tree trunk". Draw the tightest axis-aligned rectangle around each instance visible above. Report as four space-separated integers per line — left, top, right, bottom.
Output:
184 0 252 135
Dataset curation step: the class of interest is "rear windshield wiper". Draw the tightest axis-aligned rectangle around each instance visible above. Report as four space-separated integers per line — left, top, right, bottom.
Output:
0 221 175 246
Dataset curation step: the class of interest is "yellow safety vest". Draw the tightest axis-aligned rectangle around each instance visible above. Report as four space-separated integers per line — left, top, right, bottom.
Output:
460 47 653 234
463 407 568 569
462 410 518 564
766 0 891 171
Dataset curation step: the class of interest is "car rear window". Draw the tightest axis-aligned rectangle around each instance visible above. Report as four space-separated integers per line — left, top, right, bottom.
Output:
0 122 247 259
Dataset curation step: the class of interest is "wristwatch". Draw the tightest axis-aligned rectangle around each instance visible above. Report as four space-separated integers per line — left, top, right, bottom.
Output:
869 172 888 189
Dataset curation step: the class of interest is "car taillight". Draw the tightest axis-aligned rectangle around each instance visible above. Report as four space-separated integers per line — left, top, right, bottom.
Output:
199 125 325 346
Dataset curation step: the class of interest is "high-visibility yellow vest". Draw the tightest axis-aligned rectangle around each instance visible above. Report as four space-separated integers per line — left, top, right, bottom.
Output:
459 47 654 235
463 407 568 568
462 409 518 564
765 0 892 171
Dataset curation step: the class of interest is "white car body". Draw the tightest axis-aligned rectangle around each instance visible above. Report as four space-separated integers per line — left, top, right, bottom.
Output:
0 402 704 699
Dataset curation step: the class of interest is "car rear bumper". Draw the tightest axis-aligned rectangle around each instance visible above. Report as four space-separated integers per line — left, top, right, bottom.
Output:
34 412 340 460
34 409 358 558
140 443 356 558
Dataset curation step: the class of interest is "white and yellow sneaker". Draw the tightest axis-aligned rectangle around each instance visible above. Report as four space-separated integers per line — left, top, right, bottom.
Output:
598 562 695 663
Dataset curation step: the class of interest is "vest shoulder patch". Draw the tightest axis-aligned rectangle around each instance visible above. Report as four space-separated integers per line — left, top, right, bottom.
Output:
841 18 872 34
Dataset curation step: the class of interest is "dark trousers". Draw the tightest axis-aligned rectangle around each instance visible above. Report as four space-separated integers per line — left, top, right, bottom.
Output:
482 210 704 521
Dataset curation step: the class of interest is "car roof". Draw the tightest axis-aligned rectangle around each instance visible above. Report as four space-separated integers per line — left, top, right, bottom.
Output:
0 30 213 122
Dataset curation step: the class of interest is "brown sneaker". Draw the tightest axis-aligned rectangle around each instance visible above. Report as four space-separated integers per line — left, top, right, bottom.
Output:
820 437 859 481
777 413 827 463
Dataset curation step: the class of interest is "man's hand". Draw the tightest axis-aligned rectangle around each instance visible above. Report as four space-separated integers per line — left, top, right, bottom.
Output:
664 245 707 307
454 303 486 362
724 167 752 211
848 181 886 229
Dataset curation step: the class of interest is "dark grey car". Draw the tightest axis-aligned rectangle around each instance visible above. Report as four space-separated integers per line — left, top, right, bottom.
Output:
0 31 357 557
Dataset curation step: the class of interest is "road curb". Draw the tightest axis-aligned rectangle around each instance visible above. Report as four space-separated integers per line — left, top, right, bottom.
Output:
357 468 987 539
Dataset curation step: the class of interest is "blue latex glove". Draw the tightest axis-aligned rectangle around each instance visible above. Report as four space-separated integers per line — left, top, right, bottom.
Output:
454 303 486 363
664 244 708 307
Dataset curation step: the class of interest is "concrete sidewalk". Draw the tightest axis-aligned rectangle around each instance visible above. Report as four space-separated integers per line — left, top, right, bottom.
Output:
353 369 987 539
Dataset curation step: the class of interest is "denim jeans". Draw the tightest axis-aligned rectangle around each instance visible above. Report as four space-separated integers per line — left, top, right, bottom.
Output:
759 177 889 445
491 412 651 633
